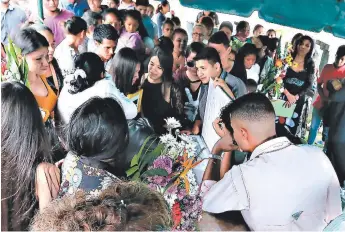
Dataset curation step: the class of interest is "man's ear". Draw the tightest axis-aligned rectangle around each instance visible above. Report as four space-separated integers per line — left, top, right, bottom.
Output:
241 127 249 141
215 62 221 71
226 46 232 55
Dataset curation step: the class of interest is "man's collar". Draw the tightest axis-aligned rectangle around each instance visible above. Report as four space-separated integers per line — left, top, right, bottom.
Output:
8 4 14 10
249 137 292 160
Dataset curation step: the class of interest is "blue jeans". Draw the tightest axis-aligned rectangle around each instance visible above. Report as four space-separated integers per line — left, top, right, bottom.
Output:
308 107 329 145
308 108 322 144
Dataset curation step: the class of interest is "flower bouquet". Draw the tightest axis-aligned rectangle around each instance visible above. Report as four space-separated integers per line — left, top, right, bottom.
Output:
126 117 204 231
1 38 29 86
260 53 297 99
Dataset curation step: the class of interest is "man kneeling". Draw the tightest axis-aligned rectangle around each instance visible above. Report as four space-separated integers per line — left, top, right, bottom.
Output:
202 93 341 230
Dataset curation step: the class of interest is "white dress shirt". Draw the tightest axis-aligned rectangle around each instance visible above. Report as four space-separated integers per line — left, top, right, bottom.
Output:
202 137 341 231
57 78 137 124
246 63 261 83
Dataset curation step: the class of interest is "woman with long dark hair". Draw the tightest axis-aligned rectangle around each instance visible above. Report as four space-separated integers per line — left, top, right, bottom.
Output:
15 28 59 132
1 82 59 230
59 97 129 198
30 24 64 93
54 16 87 77
276 35 315 136
141 45 184 134
109 47 140 95
57 52 137 124
230 43 258 83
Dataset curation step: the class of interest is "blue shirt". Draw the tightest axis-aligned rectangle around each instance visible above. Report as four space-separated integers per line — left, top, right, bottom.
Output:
142 15 156 39
61 0 89 17
1 5 27 44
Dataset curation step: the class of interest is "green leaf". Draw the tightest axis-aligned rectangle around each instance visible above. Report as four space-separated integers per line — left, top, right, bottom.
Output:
138 143 164 172
130 135 155 167
162 173 180 194
139 136 159 163
141 168 168 178
131 171 140 181
126 165 139 177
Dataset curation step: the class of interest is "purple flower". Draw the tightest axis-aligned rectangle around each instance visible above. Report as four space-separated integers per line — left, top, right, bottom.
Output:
177 188 187 200
150 176 171 187
166 184 178 195
152 156 173 174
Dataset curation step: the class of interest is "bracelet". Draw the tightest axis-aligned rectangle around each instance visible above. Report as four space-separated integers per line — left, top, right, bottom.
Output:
209 154 222 160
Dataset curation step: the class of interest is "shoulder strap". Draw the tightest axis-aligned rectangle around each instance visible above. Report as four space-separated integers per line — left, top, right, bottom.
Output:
50 64 59 95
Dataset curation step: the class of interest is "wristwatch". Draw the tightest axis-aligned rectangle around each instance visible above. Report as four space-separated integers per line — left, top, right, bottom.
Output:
209 154 222 160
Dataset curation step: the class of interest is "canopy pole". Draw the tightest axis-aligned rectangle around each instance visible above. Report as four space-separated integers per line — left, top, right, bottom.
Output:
37 0 44 23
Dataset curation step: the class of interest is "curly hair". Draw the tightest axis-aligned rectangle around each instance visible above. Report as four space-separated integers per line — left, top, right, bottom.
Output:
30 182 172 231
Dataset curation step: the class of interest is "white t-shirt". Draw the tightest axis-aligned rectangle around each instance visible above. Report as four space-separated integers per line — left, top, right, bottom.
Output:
57 78 137 124
246 63 261 83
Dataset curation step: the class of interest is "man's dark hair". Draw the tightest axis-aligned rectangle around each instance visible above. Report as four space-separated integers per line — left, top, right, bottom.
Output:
236 21 249 33
246 79 258 93
102 8 121 22
186 42 205 58
82 12 102 28
193 47 222 69
336 45 345 60
135 0 149 6
229 93 275 122
93 24 119 43
208 31 230 48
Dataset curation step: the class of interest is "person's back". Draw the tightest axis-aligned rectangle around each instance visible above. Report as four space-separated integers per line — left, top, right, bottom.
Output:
202 93 341 231
236 143 340 230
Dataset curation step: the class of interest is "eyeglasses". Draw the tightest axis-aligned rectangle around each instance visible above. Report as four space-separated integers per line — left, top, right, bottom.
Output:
186 60 195 68
192 32 204 37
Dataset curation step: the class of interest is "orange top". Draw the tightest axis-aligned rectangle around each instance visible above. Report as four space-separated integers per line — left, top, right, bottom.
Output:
34 75 58 122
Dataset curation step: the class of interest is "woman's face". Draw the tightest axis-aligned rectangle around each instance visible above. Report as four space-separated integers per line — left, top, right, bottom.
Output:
148 56 163 81
173 33 187 53
186 51 197 76
87 0 101 10
107 0 118 8
124 17 139 33
40 30 55 62
26 47 50 75
254 27 264 37
336 55 345 68
132 63 140 85
297 39 312 56
162 3 170 14
244 54 256 69
239 27 250 38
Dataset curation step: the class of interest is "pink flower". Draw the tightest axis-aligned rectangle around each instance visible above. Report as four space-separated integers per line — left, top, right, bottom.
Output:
152 156 173 174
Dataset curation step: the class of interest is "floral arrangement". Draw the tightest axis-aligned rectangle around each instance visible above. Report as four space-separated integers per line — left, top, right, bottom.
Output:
1 38 29 86
126 117 204 231
260 53 298 99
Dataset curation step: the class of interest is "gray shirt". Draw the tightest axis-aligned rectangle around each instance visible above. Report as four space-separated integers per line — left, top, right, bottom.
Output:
223 71 247 98
1 5 27 44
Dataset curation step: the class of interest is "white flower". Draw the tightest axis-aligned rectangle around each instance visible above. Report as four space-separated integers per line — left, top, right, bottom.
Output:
187 170 198 196
159 133 175 144
178 134 193 144
164 193 178 208
164 117 181 130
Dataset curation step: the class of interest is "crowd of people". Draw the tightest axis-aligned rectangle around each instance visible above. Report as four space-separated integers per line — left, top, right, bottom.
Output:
1 0 345 230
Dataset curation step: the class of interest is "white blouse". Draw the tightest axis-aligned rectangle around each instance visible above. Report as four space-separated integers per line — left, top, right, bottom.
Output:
54 39 79 77
57 78 137 124
246 63 261 83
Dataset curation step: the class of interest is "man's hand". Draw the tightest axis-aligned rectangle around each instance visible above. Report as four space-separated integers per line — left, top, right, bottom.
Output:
192 120 201 135
213 118 230 138
212 133 238 155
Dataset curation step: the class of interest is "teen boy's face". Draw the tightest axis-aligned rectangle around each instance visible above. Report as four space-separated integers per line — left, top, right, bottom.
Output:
195 59 218 84
136 5 147 16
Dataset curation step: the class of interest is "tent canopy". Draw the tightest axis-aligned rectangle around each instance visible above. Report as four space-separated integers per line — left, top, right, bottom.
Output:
179 0 345 39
